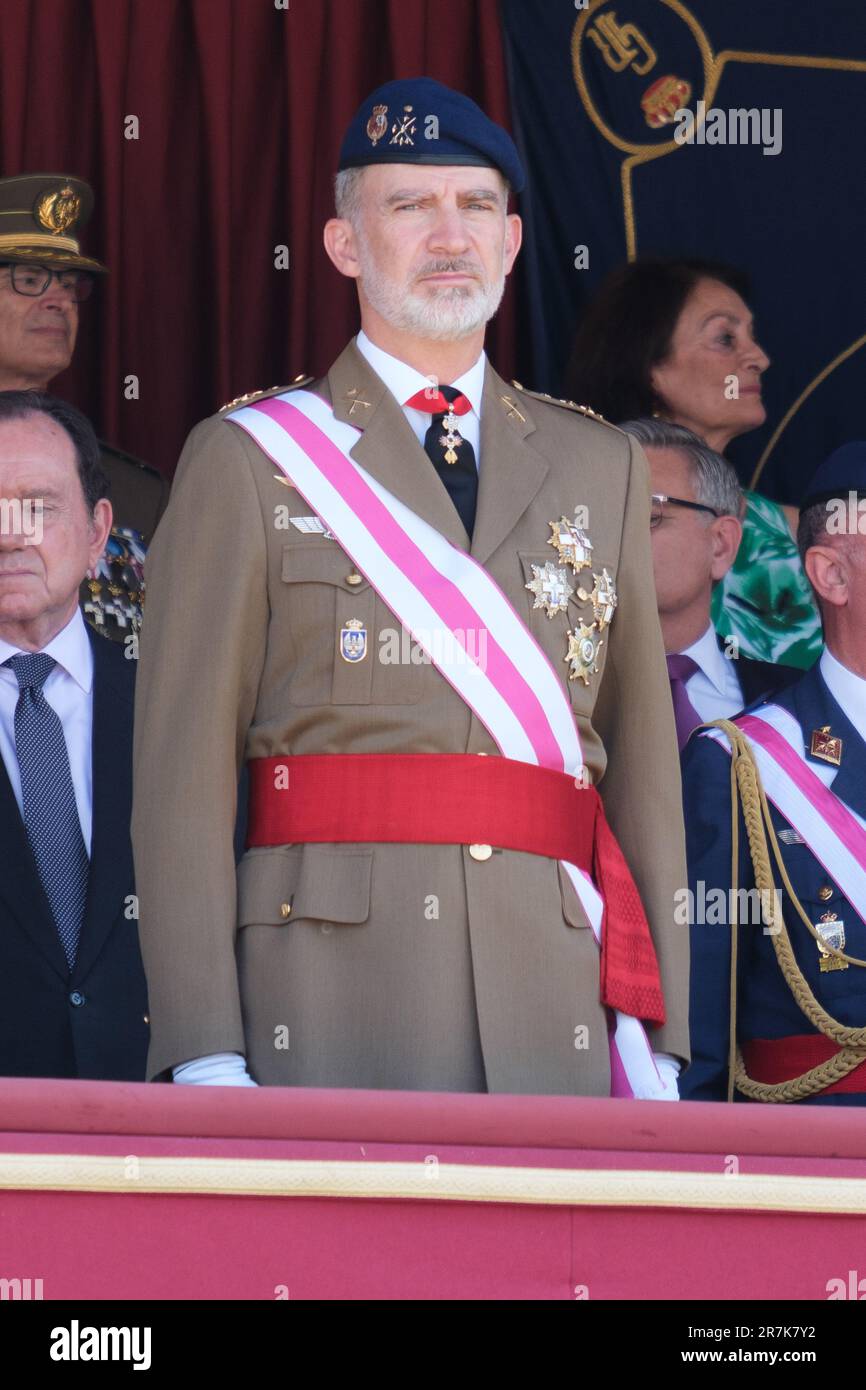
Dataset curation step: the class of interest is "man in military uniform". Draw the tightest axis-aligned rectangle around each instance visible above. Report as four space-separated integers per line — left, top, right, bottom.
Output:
0 174 168 640
132 79 689 1094
682 443 866 1104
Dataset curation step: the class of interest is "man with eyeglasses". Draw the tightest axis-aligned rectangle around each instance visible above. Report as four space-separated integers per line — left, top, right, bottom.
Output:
0 174 168 643
621 419 798 750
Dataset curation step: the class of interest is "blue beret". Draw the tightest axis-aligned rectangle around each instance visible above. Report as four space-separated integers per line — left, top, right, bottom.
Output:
338 77 525 194
801 441 866 509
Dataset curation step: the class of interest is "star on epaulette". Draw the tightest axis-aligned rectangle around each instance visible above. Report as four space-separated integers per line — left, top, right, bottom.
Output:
509 381 622 432
219 375 313 415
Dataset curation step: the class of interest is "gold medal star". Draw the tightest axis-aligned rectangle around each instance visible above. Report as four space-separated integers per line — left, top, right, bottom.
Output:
548 516 593 572
525 561 574 618
565 622 603 685
588 567 618 630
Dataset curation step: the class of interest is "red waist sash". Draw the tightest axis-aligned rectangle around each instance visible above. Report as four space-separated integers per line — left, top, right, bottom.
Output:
246 753 665 1026
743 1035 866 1094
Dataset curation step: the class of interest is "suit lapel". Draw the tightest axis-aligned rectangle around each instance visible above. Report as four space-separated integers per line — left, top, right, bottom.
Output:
788 665 866 822
327 341 470 551
72 628 134 983
471 367 549 567
0 745 69 979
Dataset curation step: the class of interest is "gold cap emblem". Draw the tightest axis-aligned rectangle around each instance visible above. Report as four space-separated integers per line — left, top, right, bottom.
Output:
34 184 81 236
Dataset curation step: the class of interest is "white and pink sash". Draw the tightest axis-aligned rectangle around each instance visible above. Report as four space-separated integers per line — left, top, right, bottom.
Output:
703 704 866 921
228 388 672 1099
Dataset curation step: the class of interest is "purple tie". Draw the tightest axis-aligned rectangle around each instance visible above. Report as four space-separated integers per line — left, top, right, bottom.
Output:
666 653 703 751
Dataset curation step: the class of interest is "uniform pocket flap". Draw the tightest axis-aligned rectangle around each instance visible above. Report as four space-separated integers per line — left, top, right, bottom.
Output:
281 543 368 589
237 846 373 926
557 860 591 929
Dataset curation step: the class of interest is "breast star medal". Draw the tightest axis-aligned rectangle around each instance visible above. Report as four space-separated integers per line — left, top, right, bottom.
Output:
525 561 574 618
576 567 618 632
565 622 603 685
548 516 593 573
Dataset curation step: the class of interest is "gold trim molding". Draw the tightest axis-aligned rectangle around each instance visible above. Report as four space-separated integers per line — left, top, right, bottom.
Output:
2 1153 866 1213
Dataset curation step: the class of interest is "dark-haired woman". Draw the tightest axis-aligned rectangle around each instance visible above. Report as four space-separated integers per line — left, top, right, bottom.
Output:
566 259 820 669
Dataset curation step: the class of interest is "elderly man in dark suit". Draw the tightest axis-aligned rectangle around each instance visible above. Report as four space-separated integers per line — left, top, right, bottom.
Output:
621 418 799 748
0 390 148 1079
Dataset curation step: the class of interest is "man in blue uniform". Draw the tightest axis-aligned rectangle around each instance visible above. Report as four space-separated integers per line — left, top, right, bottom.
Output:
681 442 866 1104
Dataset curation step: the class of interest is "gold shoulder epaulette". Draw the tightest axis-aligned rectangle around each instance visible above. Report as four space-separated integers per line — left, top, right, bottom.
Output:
510 381 622 431
220 375 314 415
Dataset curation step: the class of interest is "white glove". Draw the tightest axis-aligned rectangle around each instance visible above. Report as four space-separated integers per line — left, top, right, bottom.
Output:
172 1051 258 1086
649 1051 681 1101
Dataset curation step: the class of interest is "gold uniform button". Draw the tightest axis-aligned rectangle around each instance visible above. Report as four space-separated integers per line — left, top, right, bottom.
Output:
346 572 364 586
143 1014 150 1025
819 885 833 902
280 902 292 918
469 844 492 862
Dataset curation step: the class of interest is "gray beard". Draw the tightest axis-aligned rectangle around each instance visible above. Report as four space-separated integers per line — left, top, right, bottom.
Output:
358 252 506 341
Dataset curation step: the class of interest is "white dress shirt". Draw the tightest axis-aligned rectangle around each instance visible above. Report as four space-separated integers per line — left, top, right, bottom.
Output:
355 330 485 465
678 623 746 724
0 607 94 852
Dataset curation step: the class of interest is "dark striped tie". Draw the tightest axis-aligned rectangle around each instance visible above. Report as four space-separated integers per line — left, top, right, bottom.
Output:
3 652 89 969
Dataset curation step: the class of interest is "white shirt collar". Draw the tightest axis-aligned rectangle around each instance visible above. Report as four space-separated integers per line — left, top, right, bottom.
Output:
0 606 94 694
820 646 866 745
680 623 732 697
355 330 487 416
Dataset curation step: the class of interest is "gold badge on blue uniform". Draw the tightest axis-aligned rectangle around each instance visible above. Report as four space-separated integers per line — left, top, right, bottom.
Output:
816 911 847 972
810 726 843 766
340 618 368 663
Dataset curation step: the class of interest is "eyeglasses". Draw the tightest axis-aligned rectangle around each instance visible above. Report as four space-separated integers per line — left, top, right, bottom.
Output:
0 262 94 302
650 493 722 529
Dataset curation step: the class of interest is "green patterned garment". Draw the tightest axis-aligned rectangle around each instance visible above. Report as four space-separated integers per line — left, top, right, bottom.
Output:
711 490 822 670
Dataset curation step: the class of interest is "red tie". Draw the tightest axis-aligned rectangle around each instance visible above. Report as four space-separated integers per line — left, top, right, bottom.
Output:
404 387 472 416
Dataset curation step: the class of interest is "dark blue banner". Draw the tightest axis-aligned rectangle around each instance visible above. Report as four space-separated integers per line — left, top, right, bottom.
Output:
501 0 866 501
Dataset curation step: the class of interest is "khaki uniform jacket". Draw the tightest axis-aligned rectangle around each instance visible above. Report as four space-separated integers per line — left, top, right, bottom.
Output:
132 340 689 1091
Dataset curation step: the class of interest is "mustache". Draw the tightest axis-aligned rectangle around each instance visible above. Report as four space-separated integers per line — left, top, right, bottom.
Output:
415 259 483 280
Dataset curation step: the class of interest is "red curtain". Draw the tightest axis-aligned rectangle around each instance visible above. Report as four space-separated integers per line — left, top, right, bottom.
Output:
0 0 516 478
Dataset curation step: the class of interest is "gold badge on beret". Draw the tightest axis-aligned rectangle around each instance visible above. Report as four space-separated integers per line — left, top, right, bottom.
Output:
525 561 574 619
366 105 389 147
390 105 417 147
